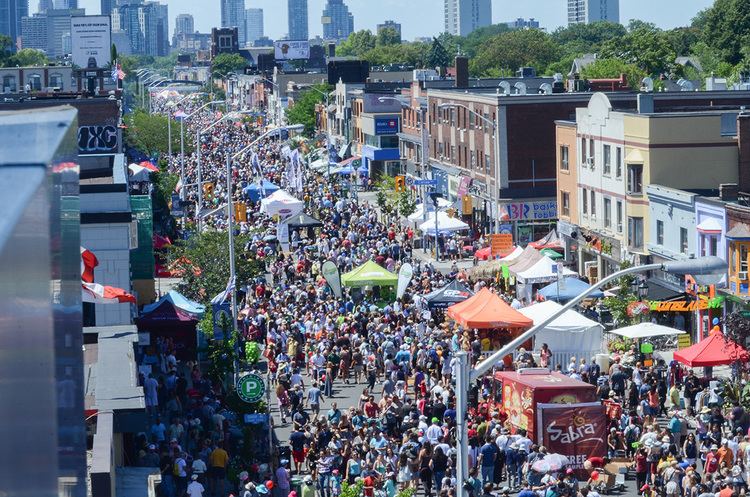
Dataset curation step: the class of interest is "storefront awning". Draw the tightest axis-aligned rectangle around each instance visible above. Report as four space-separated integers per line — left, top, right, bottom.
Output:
625 148 645 164
696 217 722 234
727 224 750 240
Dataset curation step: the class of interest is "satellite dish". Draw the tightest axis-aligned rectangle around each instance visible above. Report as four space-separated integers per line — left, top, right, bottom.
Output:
539 83 553 95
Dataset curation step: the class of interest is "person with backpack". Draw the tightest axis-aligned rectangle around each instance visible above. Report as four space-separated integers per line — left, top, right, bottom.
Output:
429 445 448 493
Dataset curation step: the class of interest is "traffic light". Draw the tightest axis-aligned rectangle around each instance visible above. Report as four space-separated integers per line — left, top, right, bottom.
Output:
395 175 405 192
234 202 248 223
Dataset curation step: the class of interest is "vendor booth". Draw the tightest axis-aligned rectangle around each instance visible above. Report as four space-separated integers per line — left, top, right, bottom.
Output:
518 301 603 369
243 180 279 202
136 290 204 360
530 230 563 249
608 322 686 340
342 260 398 302
674 329 749 367
407 198 454 223
538 277 604 302
423 280 474 309
418 211 470 234
259 189 304 217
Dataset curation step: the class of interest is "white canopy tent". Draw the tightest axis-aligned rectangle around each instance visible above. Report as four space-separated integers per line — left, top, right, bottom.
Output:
418 211 470 234
127 163 153 182
515 255 577 284
259 189 304 218
608 322 686 339
407 198 454 222
518 301 603 370
499 246 524 262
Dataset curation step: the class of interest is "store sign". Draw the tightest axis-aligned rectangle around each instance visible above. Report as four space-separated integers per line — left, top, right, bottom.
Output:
501 200 557 221
374 116 399 135
537 403 607 479
490 233 513 256
649 297 724 312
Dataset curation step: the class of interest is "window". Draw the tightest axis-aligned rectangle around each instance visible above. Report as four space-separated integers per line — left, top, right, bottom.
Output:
450 145 455 162
615 147 622 178
560 145 569 171
742 244 749 274
603 144 611 175
581 137 587 164
604 197 611 228
680 228 689 254
582 188 588 215
590 190 596 217
485 154 490 173
628 217 644 250
589 139 595 163
28 74 42 91
470 150 476 168
710 236 718 256
2 75 16 92
49 72 63 88
656 220 664 245
616 201 623 232
627 164 643 194
438 142 444 157
562 192 570 217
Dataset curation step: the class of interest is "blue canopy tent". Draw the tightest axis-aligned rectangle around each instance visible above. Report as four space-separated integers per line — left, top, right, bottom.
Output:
538 277 604 302
243 180 280 202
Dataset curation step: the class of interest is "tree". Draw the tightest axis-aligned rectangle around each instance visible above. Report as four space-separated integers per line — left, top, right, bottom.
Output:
461 24 512 57
552 21 627 48
110 43 119 64
336 30 377 57
211 52 246 77
377 27 401 46
470 29 561 77
599 24 677 76
285 84 331 137
0 35 13 67
427 38 452 68
580 58 647 90
698 0 750 65
124 110 193 158
168 230 265 304
7 48 48 67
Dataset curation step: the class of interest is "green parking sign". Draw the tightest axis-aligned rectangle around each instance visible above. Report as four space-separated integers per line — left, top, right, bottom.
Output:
237 373 266 403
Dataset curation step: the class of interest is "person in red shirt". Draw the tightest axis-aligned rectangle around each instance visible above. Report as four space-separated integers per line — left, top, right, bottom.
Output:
634 448 648 491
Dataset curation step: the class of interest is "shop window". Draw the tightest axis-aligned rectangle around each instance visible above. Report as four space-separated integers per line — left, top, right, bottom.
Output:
656 220 664 245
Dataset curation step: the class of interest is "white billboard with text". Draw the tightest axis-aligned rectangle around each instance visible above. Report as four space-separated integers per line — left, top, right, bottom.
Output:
71 16 112 69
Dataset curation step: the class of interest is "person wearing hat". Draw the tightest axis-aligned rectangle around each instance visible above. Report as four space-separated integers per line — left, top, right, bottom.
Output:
186 473 205 497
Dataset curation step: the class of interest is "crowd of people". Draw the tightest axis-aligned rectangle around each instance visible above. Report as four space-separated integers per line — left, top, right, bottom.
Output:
136 94 748 497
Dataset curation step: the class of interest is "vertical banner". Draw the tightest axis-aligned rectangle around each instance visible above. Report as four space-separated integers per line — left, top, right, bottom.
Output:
536 403 607 478
277 221 290 252
396 263 414 299
321 261 343 299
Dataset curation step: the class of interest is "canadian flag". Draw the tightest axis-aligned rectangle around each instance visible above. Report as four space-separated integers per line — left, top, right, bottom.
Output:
81 246 98 283
82 282 137 304
80 246 136 304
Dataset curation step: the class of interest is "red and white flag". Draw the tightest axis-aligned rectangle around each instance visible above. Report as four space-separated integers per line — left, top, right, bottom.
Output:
81 247 99 283
82 282 136 304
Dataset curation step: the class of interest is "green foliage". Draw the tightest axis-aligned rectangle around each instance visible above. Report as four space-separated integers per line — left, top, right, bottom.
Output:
375 176 416 218
285 84 331 137
336 30 377 57
427 38 452 68
551 21 627 49
245 342 261 364
397 190 417 218
110 44 119 64
470 29 561 77
377 26 401 46
581 58 648 90
717 378 750 408
340 481 363 497
168 230 264 304
723 311 750 351
699 0 750 66
599 23 677 76
212 53 247 78
124 110 190 157
396 488 415 497
602 262 639 326
6 48 48 68
460 24 512 57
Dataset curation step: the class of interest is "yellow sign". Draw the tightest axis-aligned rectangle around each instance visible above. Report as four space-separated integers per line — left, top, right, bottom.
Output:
648 297 724 312
490 234 513 256
678 334 692 349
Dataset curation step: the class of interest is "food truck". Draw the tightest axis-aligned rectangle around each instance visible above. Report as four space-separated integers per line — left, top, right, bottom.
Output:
492 368 599 437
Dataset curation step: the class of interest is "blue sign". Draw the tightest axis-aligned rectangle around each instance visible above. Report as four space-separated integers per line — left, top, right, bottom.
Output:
374 116 400 135
211 302 231 340
413 179 438 186
171 194 183 216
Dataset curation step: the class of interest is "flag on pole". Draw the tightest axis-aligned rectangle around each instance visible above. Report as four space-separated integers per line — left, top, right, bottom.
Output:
81 247 99 283
174 177 183 194
82 282 136 304
211 276 236 305
111 62 126 82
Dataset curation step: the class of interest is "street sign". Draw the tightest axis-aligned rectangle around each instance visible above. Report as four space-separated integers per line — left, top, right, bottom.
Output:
405 176 415 187
236 373 266 403
413 179 438 186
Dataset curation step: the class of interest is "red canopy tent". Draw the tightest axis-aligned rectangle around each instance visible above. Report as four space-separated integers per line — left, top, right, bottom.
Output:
530 230 562 250
673 329 749 367
447 288 533 329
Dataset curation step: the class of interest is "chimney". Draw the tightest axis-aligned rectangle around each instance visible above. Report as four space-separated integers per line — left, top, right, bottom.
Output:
720 183 739 202
455 56 469 88
637 93 654 114
738 114 750 192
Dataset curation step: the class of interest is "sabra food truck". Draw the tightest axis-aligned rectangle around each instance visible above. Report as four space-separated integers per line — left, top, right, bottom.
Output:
492 369 607 475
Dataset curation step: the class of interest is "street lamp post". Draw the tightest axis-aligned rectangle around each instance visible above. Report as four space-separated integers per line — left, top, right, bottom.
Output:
165 93 205 161
439 102 501 233
260 77 282 127
451 256 727 497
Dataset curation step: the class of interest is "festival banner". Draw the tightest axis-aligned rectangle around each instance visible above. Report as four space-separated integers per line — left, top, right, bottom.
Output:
397 263 414 299
321 261 343 298
536 403 607 479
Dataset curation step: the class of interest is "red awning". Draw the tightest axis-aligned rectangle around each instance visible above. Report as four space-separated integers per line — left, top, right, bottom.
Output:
447 288 533 329
673 329 749 367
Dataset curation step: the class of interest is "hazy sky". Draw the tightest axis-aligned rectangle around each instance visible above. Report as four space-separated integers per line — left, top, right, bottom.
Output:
68 0 715 41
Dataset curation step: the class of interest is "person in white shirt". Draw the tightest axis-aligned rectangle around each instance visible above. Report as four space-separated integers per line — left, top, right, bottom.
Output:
187 474 205 497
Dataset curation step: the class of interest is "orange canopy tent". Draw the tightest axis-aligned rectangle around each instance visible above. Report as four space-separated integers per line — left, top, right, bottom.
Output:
447 287 533 330
674 329 749 367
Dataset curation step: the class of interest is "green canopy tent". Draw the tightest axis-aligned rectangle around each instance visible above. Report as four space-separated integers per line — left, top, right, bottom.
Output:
342 260 398 288
541 248 563 260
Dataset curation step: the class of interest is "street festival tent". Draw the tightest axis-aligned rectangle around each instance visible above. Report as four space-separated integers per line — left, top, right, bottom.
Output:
514 255 577 284
447 287 533 329
608 322 686 340
674 329 749 367
407 198 454 223
137 290 205 359
259 189 304 217
518 301 603 369
538 277 605 302
243 180 279 202
469 245 528 278
342 260 398 288
423 279 474 309
530 230 563 249
418 211 470 234
285 212 323 229
541 248 563 259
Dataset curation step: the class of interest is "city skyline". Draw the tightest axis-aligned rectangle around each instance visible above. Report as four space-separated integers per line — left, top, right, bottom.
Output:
43 0 713 43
